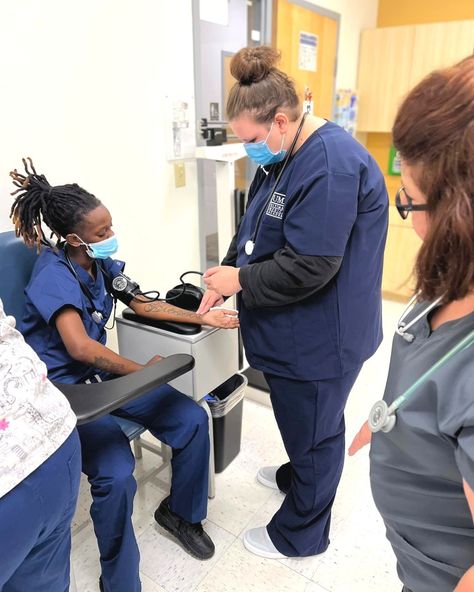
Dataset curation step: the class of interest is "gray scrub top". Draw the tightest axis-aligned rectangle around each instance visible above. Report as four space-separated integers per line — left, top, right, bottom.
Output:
370 303 474 592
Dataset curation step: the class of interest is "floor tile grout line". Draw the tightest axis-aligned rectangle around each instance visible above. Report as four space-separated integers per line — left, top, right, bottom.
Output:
138 524 238 592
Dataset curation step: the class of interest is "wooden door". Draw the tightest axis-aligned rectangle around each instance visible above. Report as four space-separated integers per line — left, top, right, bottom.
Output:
272 0 338 119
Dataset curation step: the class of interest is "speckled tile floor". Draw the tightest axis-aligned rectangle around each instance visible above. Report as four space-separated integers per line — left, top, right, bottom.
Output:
71 300 405 592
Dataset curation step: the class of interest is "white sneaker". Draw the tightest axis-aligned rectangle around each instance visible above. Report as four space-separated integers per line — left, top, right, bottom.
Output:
243 526 286 559
256 466 280 490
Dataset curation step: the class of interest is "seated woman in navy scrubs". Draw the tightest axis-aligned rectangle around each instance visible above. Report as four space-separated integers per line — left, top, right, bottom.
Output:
350 56 474 592
198 46 388 559
9 159 239 592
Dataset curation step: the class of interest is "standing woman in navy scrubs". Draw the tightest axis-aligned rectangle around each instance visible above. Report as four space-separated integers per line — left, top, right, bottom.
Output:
198 46 388 558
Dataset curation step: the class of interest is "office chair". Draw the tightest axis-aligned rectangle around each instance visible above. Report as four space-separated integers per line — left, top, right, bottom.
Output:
0 230 193 443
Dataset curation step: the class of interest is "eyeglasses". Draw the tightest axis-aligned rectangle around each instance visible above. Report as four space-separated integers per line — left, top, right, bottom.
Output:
395 187 429 220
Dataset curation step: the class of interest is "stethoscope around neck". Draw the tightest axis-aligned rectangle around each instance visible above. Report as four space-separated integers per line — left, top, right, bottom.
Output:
64 248 105 324
395 292 443 343
244 112 308 257
368 294 474 433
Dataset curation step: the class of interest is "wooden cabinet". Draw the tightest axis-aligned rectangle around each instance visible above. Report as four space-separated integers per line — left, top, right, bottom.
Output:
360 20 473 300
357 20 474 132
357 26 414 132
382 206 422 301
410 20 474 86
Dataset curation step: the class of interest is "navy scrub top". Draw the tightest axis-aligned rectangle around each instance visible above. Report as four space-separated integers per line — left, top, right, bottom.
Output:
20 247 124 384
237 121 388 381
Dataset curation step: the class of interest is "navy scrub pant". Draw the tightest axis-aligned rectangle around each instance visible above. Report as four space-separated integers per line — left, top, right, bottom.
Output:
0 430 81 592
77 382 210 592
264 366 361 557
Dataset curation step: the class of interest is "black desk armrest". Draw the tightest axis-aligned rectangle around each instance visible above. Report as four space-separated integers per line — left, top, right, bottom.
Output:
122 308 201 335
54 354 194 425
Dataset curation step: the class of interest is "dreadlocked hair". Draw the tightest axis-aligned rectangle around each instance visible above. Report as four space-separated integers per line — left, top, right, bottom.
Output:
10 157 101 250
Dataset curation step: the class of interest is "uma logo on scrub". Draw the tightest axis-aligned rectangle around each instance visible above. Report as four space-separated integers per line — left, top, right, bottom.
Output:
266 192 286 219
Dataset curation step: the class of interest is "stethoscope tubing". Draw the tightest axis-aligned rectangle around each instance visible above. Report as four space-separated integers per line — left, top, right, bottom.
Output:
388 328 474 416
369 323 474 433
246 112 308 252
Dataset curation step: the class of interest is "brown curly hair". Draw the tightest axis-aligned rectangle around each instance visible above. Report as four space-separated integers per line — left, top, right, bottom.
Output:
393 55 474 302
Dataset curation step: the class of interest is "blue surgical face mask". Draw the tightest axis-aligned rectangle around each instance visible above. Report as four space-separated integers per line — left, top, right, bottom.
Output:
244 123 286 165
76 234 119 259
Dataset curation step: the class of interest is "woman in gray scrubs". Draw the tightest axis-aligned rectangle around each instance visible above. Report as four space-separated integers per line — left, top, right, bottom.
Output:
349 55 474 592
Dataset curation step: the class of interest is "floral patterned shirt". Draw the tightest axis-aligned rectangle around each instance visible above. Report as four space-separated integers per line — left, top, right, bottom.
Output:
0 299 76 498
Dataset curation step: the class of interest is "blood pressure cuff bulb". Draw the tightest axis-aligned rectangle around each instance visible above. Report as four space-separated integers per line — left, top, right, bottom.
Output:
166 283 204 311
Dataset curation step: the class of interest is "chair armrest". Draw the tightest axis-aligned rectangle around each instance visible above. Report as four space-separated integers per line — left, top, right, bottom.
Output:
54 354 194 425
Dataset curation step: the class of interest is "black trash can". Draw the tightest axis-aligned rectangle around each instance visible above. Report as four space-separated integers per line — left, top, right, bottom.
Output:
207 374 247 473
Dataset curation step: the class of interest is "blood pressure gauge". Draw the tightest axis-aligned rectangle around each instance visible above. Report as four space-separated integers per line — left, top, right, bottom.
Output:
112 275 128 292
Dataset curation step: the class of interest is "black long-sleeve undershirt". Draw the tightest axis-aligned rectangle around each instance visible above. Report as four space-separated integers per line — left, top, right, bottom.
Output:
221 237 341 310
220 166 342 309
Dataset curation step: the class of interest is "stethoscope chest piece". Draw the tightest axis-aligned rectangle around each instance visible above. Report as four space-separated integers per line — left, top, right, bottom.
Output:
92 311 104 324
368 400 396 433
245 240 255 256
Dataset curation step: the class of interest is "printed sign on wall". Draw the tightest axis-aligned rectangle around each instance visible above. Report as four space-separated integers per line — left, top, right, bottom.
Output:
298 32 318 72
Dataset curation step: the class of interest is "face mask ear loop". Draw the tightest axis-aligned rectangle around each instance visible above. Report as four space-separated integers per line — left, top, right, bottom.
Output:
69 234 95 259
278 132 286 154
266 122 286 157
82 241 95 259
264 122 274 143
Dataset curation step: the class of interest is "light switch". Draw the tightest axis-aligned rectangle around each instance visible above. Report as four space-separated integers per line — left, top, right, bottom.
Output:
174 161 186 188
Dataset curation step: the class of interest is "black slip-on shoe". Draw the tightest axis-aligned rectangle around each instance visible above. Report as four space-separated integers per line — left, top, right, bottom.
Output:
154 496 215 560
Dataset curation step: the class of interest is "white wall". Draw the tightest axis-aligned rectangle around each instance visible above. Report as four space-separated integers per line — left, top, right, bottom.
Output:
198 0 248 243
198 0 248 122
305 0 378 89
0 0 377 285
0 0 200 295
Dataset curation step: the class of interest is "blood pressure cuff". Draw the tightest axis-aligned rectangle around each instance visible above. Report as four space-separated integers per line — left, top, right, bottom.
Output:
166 283 204 311
108 272 142 305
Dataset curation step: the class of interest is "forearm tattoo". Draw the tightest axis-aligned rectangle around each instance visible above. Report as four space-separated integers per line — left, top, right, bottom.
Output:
93 357 126 374
143 302 200 321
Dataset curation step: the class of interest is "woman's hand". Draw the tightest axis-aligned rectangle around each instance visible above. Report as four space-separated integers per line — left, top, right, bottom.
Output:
201 308 239 329
204 266 242 297
197 290 224 315
348 421 372 456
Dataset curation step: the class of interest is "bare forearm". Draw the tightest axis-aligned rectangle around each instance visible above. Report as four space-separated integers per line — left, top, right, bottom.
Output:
75 339 143 375
129 296 239 330
455 566 474 591
131 298 204 324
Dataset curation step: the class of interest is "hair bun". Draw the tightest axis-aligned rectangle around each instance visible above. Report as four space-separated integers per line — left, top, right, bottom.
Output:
230 46 280 85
